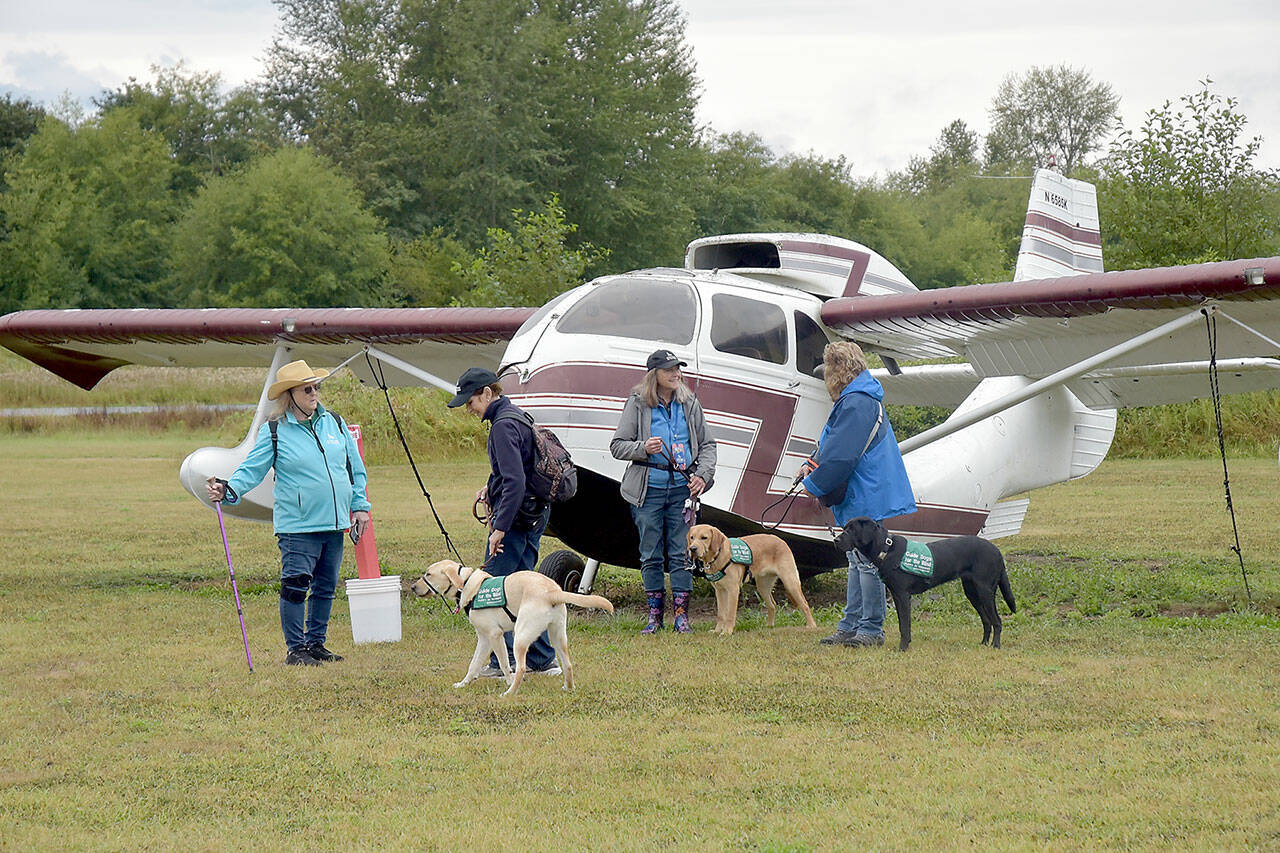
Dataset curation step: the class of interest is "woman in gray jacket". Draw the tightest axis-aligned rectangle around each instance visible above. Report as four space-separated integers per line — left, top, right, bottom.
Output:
610 350 717 633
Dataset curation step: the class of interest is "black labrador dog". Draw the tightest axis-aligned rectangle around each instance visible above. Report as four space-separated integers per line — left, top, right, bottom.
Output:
835 517 1016 651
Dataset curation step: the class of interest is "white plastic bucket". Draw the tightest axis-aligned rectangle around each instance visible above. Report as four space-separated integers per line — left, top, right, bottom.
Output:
345 575 402 644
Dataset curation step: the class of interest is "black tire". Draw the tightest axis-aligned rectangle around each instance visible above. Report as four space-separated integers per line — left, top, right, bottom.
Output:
539 549 586 592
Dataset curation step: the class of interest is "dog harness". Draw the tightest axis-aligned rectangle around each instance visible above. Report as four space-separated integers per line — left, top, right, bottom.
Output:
703 538 753 582
898 539 935 578
464 576 518 622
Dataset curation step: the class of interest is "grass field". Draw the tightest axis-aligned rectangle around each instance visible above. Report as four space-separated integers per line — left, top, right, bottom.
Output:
2 431 1279 850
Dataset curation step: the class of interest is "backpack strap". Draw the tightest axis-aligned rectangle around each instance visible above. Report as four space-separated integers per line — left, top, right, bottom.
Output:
270 419 279 472
860 402 884 459
492 408 535 429
269 410 354 484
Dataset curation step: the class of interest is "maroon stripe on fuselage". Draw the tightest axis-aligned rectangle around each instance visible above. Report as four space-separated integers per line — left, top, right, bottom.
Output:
885 504 987 537
1024 212 1101 247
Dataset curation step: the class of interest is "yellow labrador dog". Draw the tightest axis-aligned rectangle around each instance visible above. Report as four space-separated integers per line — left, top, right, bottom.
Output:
410 559 613 696
686 524 817 635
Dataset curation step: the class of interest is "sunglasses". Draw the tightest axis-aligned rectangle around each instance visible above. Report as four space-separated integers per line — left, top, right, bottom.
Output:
299 384 320 394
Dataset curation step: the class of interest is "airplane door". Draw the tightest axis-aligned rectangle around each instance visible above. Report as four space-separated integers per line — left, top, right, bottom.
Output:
690 290 825 521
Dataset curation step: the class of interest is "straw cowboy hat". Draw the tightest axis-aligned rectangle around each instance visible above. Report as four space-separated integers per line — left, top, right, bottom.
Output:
268 359 331 400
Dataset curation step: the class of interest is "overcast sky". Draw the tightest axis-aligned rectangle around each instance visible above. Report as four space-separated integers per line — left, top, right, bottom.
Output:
2 0 1276 178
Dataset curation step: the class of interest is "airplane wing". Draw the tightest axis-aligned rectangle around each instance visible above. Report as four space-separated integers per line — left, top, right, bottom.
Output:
828 256 1280 408
0 307 537 390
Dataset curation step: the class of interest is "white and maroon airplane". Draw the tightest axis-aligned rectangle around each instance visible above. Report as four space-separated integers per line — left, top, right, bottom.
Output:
4 169 1280 592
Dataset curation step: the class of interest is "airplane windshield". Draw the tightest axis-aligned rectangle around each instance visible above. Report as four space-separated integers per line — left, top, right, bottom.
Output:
555 278 696 344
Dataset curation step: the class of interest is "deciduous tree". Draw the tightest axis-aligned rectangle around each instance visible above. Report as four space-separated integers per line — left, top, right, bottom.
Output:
97 64 280 195
1099 81 1280 269
455 195 608 307
0 110 177 312
985 64 1119 175
169 147 388 306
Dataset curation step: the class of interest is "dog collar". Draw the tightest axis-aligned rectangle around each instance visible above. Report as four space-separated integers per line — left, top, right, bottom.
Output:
419 573 462 616
876 535 892 562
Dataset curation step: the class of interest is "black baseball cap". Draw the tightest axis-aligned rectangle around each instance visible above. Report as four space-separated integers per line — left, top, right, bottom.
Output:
447 367 500 407
646 349 687 371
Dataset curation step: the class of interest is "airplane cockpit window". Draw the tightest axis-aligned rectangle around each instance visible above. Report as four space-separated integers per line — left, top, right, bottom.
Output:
555 278 696 344
795 310 830 379
710 294 787 364
518 288 577 333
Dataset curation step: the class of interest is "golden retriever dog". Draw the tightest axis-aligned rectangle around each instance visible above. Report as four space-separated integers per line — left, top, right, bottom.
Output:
409 559 613 696
686 524 817 635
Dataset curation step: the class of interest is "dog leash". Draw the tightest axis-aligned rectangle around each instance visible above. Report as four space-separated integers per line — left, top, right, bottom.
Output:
366 352 467 565
760 481 804 530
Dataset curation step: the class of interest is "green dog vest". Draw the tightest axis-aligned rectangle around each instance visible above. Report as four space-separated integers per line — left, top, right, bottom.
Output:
706 538 753 582
899 540 935 577
471 576 508 609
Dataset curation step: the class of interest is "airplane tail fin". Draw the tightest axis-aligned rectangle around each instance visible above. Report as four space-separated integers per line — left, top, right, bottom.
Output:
1013 168 1104 281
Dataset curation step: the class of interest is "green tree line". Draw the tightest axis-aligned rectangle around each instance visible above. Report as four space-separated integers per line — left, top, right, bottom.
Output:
1 0 1278 316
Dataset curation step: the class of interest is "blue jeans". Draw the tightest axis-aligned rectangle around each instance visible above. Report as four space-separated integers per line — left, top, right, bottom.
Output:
277 531 344 651
632 484 692 593
486 510 556 671
836 547 886 637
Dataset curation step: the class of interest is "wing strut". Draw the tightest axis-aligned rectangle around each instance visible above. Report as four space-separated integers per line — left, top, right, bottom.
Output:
364 346 456 393
1217 310 1280 351
899 304 1214 454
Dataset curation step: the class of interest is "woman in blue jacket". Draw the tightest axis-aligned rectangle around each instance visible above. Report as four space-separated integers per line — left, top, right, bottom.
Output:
207 360 371 666
800 342 915 647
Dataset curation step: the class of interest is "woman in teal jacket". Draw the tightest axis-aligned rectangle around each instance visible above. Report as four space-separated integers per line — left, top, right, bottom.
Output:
207 360 371 666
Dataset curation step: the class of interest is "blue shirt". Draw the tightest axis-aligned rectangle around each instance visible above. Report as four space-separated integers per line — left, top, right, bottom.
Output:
646 398 691 487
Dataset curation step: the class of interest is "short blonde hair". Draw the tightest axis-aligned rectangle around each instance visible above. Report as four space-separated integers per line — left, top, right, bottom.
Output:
823 341 868 400
632 367 692 408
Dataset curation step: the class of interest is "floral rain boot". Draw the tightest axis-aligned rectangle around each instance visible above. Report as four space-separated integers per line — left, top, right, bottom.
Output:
672 590 692 634
641 590 665 634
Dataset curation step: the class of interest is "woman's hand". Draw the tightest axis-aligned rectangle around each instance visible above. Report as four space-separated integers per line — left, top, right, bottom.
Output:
206 476 226 502
488 528 506 557
350 510 371 543
643 436 663 455
687 475 706 498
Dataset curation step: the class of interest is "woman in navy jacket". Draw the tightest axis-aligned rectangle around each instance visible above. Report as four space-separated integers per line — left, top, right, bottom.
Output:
448 367 560 678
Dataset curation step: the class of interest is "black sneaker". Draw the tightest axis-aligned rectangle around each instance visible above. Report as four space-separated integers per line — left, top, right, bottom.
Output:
306 644 344 662
848 633 885 647
819 630 857 646
285 648 322 666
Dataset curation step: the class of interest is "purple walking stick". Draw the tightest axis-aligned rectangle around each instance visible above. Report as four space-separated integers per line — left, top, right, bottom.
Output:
214 500 254 672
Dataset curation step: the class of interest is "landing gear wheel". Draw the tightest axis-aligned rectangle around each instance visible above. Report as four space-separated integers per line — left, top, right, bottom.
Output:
539 549 586 592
